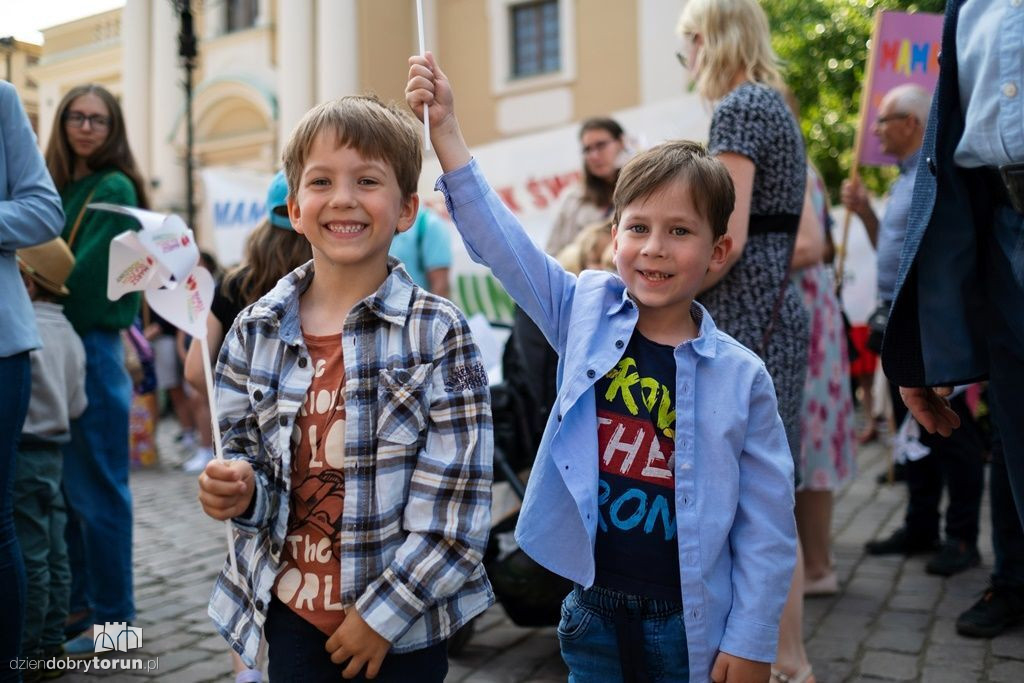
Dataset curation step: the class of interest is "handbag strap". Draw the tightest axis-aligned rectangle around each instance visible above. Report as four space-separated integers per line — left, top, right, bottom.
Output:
66 177 109 251
758 267 792 357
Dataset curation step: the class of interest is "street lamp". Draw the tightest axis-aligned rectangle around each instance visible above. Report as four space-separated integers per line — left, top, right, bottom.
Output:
177 0 198 231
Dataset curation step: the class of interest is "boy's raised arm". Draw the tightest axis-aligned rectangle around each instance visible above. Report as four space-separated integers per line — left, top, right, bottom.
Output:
406 53 577 352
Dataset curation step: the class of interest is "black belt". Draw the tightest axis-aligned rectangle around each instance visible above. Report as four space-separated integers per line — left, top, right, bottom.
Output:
981 162 1024 214
748 213 800 235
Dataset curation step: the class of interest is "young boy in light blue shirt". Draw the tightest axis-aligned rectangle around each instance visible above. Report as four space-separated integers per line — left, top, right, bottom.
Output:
407 54 796 683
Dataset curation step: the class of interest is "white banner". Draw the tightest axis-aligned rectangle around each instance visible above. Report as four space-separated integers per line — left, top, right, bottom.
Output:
200 167 274 266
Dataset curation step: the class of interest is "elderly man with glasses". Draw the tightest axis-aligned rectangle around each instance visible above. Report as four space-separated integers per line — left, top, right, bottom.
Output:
844 84 989 581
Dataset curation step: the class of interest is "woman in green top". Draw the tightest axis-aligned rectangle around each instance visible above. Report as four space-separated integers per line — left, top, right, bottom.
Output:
43 84 148 652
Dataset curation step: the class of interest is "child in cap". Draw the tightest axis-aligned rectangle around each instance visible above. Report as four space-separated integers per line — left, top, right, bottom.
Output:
15 237 87 670
198 96 494 682
407 54 796 683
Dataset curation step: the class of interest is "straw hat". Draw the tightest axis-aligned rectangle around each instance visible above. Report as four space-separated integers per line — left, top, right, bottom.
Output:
17 237 75 296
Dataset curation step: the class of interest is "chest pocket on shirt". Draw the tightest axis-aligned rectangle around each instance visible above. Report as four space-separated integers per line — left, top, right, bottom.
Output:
247 381 282 452
376 363 433 446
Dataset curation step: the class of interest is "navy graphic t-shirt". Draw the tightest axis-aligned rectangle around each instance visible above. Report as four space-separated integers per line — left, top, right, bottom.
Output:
593 331 680 601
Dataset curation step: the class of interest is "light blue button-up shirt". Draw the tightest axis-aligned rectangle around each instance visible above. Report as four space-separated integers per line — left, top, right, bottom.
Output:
436 160 796 682
0 81 64 357
877 150 920 302
954 0 1024 167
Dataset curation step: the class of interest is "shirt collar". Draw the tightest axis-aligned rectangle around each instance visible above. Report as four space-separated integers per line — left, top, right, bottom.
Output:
689 301 718 359
606 279 718 358
898 149 921 175
245 257 416 345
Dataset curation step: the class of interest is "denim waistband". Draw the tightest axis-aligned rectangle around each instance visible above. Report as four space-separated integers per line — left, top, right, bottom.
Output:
573 584 683 619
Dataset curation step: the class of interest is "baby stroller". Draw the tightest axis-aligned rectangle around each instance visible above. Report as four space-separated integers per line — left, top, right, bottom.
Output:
448 309 572 656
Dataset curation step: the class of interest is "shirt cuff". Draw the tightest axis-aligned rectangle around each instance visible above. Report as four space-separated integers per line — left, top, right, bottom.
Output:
231 469 268 532
718 615 780 663
434 158 488 211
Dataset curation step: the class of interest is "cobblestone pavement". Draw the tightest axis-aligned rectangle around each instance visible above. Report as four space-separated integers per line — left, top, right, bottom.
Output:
54 417 1024 682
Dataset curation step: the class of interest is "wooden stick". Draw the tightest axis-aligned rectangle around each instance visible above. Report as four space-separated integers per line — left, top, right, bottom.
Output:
836 10 884 292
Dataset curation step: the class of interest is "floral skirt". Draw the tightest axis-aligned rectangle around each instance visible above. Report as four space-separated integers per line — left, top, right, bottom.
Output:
795 266 857 491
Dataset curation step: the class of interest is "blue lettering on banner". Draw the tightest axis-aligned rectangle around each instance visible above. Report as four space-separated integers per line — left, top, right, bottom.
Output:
213 200 265 229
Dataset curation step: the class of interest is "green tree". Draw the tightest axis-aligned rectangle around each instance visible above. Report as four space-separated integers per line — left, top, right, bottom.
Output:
762 0 945 198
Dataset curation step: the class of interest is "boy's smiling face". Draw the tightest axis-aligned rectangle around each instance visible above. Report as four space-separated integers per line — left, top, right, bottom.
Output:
287 132 418 272
612 177 730 321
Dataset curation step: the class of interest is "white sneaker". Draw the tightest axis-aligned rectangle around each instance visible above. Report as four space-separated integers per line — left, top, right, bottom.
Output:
182 447 214 473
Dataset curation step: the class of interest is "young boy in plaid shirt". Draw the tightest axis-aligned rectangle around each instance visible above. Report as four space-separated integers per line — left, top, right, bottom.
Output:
198 96 494 683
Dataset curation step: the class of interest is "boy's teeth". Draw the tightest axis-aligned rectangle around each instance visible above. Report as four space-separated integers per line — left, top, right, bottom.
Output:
643 271 669 280
327 223 364 233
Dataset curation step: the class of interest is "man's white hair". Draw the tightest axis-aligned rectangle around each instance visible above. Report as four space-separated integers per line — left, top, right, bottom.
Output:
883 84 931 126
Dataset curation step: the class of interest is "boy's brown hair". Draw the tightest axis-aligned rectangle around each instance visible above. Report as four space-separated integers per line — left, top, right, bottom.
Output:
282 95 422 200
612 140 735 239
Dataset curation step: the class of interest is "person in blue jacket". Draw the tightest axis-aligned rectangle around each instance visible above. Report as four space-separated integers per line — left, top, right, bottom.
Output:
408 53 796 683
882 0 1024 640
0 80 65 677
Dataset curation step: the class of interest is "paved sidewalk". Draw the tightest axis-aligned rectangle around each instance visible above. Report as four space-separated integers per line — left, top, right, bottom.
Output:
54 419 1024 682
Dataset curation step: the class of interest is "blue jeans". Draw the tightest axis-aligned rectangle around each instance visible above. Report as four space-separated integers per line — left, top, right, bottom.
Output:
558 584 689 683
13 447 70 656
0 351 31 682
264 597 448 682
62 330 134 623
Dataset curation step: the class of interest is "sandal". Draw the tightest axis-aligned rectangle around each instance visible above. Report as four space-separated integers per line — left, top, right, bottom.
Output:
771 665 814 683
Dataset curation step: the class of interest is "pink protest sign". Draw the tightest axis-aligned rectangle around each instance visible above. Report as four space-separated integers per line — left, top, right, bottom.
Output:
858 11 943 167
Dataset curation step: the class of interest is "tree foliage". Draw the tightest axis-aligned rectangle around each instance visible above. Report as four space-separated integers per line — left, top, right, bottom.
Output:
762 0 945 197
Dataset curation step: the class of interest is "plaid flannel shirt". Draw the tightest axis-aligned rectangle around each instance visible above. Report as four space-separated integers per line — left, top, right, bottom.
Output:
207 258 494 666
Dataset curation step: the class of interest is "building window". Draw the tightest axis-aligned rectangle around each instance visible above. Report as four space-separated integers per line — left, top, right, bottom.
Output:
226 0 258 32
488 0 575 95
510 0 560 79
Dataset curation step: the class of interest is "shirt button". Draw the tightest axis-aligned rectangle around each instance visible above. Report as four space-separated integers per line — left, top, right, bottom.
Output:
1004 82 1018 98
253 390 263 401
298 357 308 368
615 340 624 349
557 413 563 421
279 416 289 426
586 369 596 378
255 599 265 611
270 543 279 555
926 156 936 176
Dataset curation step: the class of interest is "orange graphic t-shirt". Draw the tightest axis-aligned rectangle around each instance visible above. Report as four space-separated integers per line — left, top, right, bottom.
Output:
272 332 347 635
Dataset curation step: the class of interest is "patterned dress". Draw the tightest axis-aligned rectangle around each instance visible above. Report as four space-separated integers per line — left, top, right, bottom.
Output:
793 169 857 491
700 83 809 480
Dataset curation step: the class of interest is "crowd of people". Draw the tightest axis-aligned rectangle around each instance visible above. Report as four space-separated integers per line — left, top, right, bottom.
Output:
1 0 1022 681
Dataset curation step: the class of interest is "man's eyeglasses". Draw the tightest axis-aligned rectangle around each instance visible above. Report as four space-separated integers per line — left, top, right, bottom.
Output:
582 139 613 156
65 112 111 130
875 112 911 125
